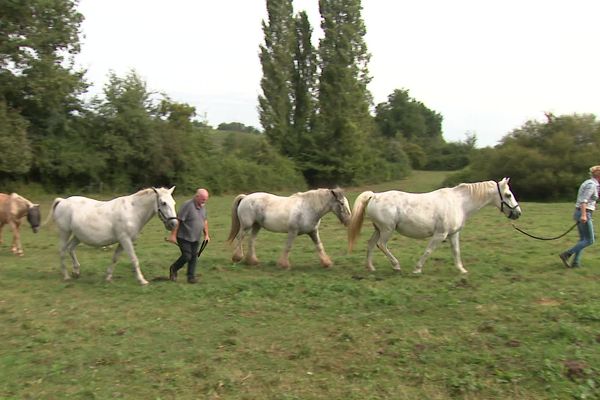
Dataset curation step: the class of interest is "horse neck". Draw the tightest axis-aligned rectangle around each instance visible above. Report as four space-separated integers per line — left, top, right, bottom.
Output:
130 189 157 225
10 194 32 218
303 189 333 218
455 181 496 216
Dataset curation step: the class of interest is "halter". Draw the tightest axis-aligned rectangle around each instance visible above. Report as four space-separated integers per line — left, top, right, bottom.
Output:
152 188 178 225
495 181 520 214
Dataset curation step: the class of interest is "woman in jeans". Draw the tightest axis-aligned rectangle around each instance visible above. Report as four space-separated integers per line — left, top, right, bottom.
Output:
560 165 600 268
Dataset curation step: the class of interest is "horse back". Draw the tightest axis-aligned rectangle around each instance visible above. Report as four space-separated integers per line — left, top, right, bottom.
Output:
239 192 300 232
369 190 464 238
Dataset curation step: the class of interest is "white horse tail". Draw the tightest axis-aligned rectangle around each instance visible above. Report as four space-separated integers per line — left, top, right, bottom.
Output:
41 197 64 227
227 194 247 243
347 191 374 252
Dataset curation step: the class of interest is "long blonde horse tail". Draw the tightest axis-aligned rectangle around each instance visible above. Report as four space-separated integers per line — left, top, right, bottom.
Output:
41 197 63 227
227 194 247 243
347 191 374 253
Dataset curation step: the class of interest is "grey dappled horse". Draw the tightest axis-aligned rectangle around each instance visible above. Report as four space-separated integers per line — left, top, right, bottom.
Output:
227 188 351 269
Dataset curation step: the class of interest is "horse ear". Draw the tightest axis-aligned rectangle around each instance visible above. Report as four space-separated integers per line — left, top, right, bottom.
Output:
169 186 176 194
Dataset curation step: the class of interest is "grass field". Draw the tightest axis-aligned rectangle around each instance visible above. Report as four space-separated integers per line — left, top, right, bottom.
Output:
1 171 599 399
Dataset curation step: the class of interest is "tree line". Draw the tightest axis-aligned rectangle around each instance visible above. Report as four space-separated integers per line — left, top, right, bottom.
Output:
2 0 595 200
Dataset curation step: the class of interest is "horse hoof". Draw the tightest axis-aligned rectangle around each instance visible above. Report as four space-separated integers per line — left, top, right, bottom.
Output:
140 280 149 286
320 257 333 268
412 269 422 275
232 254 243 263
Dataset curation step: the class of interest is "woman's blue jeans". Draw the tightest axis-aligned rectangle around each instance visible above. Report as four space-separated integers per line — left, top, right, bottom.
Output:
567 208 595 266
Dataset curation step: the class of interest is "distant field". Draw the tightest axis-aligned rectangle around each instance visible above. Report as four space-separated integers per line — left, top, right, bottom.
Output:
1 171 599 399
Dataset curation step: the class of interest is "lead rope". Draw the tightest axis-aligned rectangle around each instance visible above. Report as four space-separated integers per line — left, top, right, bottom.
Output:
511 222 578 241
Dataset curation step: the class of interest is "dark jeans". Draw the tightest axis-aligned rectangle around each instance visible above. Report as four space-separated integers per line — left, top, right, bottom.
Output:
171 238 200 278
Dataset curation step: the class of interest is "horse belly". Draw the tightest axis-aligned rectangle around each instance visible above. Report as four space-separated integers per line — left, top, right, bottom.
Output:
70 214 118 246
261 216 292 233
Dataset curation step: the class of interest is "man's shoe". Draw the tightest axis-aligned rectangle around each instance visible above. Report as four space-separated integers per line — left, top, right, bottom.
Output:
187 276 198 284
169 265 177 281
559 252 572 268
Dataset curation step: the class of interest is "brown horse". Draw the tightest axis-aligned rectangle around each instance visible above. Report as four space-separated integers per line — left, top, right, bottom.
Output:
0 193 41 256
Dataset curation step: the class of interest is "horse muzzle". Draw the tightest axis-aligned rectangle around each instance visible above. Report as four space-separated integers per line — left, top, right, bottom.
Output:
164 218 178 231
507 208 522 220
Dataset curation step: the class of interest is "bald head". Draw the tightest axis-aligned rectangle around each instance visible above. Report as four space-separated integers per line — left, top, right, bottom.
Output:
194 188 209 207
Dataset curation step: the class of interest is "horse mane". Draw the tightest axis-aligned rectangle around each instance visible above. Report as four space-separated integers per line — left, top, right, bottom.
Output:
291 189 333 209
133 188 156 197
455 181 495 202
10 192 33 207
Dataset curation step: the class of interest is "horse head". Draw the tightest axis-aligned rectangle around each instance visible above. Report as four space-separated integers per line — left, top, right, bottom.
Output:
26 204 41 233
330 188 352 226
153 187 178 230
496 178 521 220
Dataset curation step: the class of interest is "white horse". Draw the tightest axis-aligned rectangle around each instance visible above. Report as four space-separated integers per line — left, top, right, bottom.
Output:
348 178 521 274
227 188 351 269
48 187 178 285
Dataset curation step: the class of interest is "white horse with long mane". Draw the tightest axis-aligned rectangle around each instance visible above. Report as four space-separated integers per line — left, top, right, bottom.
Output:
227 188 351 269
48 187 178 285
348 178 521 274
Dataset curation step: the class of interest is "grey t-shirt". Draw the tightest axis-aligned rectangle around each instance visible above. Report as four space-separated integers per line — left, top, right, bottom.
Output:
176 199 207 242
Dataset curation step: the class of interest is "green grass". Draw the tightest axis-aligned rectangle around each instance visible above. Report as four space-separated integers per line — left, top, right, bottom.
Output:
1 171 599 399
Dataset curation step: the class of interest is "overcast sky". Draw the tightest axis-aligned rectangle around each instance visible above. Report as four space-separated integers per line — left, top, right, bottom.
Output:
76 0 600 147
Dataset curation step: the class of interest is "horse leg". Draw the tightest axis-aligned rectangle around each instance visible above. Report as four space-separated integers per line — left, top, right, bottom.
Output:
376 227 401 272
0 222 4 245
277 230 298 269
244 225 261 265
66 237 81 278
9 220 23 256
119 238 148 285
105 244 123 282
413 233 447 274
448 232 468 274
308 230 332 268
365 227 380 271
232 227 249 263
58 230 72 280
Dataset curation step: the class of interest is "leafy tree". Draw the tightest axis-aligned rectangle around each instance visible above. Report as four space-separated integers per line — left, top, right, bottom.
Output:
290 11 317 160
258 0 295 153
308 0 374 186
0 0 86 180
0 100 31 176
217 122 261 134
91 71 169 189
375 89 443 143
445 114 600 200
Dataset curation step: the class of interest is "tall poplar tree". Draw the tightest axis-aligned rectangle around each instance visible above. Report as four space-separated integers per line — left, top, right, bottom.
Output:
311 0 374 185
258 0 295 155
290 11 317 169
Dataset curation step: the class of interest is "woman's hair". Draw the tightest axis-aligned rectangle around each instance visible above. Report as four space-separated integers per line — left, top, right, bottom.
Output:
589 166 600 175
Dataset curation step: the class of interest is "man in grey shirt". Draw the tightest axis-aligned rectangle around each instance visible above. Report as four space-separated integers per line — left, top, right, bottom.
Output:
167 188 210 283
